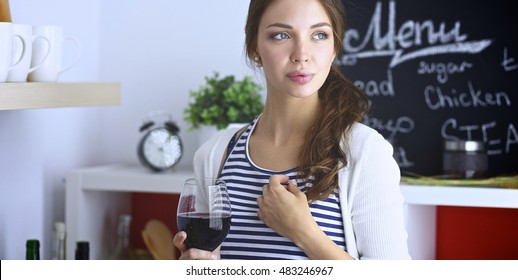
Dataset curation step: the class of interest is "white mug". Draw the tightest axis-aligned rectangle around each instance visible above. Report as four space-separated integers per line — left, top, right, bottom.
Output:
28 25 81 82
6 24 50 82
0 22 24 82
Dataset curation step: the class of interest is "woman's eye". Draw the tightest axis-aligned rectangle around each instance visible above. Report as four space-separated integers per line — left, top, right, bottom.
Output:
272 32 290 40
313 32 329 40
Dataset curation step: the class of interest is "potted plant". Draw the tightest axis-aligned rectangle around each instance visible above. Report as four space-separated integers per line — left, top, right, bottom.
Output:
184 71 264 142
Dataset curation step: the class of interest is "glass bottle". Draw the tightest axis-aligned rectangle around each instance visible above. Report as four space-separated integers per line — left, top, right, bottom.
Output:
51 221 66 260
443 140 488 179
108 214 133 259
75 241 90 260
26 239 40 260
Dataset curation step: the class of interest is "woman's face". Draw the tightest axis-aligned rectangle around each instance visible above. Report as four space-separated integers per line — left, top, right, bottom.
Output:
256 0 336 100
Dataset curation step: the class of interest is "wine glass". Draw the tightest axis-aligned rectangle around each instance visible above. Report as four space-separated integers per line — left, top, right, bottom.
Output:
177 177 231 251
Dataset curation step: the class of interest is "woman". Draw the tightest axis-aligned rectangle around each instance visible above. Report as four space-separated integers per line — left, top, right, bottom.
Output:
174 0 410 260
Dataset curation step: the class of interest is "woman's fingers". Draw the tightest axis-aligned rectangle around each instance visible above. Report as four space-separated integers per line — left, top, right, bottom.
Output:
173 231 188 253
268 174 290 188
173 231 221 260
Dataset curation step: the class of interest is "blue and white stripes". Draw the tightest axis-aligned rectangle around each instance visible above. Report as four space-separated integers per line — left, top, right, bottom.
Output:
219 118 346 260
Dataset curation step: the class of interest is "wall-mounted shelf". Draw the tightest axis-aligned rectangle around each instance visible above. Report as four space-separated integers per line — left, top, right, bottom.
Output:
0 82 120 110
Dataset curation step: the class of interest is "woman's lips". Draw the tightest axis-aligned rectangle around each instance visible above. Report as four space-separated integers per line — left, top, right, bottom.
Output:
287 71 314 84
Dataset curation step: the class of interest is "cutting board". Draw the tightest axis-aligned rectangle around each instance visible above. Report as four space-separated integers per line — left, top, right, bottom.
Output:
0 0 12 22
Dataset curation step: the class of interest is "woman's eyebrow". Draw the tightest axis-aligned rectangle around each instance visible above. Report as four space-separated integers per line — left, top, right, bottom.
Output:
311 22 331 29
266 23 293 29
266 22 331 29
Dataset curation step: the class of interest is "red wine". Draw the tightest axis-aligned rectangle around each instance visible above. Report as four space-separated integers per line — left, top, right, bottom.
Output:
177 212 231 251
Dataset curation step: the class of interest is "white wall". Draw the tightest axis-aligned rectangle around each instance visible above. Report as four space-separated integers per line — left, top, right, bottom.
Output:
96 0 257 166
0 0 260 259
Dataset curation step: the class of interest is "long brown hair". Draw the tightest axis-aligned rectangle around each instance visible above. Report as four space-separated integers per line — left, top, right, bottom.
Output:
245 0 369 201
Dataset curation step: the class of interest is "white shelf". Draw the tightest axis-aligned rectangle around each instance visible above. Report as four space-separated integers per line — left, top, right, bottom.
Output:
65 163 518 260
65 163 194 259
0 82 120 110
69 163 518 209
69 163 194 193
400 184 518 259
400 184 518 209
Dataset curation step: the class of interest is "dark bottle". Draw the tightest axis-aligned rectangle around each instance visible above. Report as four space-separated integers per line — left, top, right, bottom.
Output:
26 239 40 260
108 214 133 259
75 241 90 260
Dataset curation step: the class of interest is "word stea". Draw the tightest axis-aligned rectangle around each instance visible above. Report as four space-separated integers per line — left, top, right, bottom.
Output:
441 118 517 155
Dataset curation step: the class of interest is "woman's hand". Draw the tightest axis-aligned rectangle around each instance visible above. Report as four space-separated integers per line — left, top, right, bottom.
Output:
173 231 220 260
257 174 354 260
256 174 316 243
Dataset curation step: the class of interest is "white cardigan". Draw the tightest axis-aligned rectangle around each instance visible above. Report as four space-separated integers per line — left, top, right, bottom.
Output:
193 123 411 260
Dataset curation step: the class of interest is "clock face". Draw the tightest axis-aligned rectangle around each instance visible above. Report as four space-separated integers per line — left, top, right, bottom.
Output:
142 128 182 169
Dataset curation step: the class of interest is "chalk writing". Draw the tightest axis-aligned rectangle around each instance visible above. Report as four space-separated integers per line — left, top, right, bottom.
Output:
424 82 511 110
340 0 516 176
354 69 394 97
501 47 518 71
393 146 414 168
506 125 518 154
441 118 517 155
416 61 473 84
339 0 492 68
364 115 414 141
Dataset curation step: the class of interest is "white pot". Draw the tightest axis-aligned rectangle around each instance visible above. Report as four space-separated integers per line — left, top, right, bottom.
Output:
197 123 247 147
197 125 219 147
227 123 247 130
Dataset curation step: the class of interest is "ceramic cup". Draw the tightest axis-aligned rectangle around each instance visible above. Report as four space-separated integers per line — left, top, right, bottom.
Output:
0 22 24 82
28 25 81 82
6 24 50 82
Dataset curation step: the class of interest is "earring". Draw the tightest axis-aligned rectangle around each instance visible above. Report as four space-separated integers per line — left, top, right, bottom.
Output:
254 56 262 67
254 56 263 67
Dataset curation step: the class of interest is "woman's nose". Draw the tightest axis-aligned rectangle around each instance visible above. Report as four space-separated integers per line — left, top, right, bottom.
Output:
291 39 309 63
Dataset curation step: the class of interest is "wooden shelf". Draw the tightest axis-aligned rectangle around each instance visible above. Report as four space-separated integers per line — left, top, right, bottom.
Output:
0 82 121 110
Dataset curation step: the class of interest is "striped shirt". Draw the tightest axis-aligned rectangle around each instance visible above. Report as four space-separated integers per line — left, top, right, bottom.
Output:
219 117 346 260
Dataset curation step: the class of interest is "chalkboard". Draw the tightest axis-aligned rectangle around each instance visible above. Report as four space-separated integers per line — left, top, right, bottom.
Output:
338 0 517 177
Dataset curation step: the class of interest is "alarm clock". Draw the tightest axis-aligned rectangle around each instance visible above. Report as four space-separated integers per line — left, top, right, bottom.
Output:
137 112 183 172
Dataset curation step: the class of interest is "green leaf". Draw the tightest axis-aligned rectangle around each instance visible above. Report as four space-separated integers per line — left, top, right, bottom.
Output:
184 71 264 130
